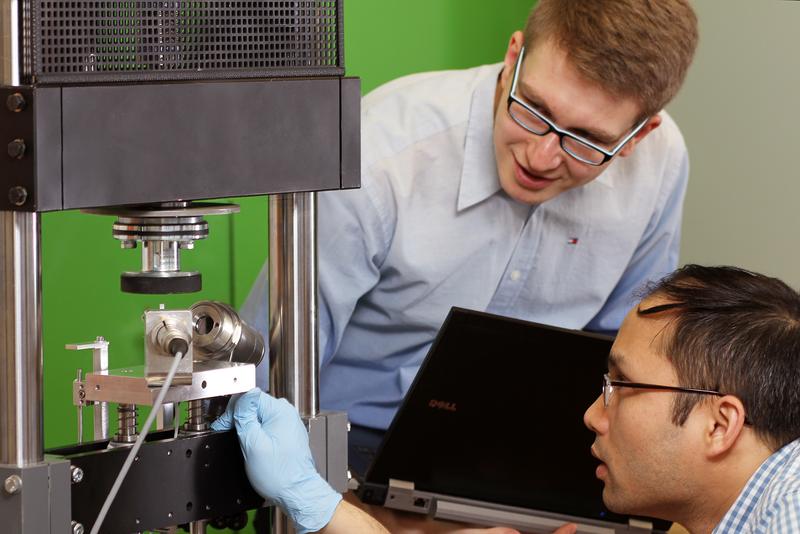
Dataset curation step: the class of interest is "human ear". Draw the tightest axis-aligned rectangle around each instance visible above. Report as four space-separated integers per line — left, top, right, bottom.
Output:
618 114 662 157
500 31 525 90
705 395 747 459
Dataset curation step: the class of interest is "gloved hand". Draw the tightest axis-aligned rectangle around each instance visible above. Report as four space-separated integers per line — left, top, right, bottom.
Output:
211 388 342 533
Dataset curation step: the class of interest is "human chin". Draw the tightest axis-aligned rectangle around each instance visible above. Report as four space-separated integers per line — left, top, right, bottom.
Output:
499 165 563 205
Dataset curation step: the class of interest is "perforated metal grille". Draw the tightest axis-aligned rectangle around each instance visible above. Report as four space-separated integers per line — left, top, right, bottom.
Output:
33 0 342 83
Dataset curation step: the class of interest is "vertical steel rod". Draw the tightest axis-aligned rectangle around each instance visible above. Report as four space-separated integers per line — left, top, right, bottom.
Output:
268 192 319 417
268 192 319 534
0 0 21 86
0 212 43 466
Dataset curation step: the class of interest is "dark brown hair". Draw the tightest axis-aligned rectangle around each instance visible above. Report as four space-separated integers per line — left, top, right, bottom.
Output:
639 265 800 451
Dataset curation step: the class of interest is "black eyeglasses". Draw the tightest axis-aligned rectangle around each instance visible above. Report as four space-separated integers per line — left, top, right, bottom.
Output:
507 46 648 166
602 373 725 408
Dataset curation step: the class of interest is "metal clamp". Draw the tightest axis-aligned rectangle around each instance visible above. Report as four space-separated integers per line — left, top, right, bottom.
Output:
66 337 110 442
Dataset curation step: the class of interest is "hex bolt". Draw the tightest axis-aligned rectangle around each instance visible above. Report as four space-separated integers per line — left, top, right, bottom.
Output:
70 466 84 484
7 138 26 159
3 474 22 495
6 92 26 112
71 520 85 534
8 186 28 206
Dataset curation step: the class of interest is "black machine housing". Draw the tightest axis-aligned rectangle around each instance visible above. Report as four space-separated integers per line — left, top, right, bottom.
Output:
2 0 360 212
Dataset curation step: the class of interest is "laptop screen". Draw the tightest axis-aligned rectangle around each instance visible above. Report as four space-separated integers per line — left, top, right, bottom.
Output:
365 307 670 530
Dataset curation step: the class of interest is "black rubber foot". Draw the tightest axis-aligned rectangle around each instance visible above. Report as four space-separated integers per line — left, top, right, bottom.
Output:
120 272 202 294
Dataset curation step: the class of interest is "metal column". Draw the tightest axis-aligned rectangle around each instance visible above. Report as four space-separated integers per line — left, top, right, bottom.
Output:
0 212 43 466
269 192 319 534
2 0 42 471
269 192 319 417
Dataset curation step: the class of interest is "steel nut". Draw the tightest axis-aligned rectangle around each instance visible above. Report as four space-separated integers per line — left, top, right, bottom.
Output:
3 474 22 495
6 93 26 112
7 138 26 159
70 466 84 484
8 186 28 206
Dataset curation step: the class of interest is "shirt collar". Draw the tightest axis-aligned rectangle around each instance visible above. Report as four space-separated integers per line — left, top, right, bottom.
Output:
457 63 505 212
713 438 800 533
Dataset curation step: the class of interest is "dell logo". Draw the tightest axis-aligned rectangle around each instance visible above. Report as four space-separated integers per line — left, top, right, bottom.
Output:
428 399 457 412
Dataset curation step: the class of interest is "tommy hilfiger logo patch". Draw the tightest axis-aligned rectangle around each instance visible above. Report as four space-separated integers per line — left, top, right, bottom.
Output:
567 237 579 245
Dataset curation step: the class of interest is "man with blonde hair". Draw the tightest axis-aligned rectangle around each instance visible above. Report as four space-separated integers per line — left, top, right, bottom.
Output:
244 0 699 436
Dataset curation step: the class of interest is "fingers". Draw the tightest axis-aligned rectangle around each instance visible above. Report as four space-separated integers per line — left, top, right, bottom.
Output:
233 388 267 442
553 524 577 534
210 392 243 431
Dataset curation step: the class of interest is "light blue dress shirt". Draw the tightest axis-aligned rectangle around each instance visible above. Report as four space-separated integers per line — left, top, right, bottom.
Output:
242 63 689 430
713 438 800 533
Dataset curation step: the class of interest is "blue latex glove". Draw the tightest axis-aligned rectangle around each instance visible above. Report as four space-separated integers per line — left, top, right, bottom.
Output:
211 388 342 533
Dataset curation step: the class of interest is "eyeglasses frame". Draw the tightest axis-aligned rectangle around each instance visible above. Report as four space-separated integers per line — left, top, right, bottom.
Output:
603 373 725 408
507 46 649 166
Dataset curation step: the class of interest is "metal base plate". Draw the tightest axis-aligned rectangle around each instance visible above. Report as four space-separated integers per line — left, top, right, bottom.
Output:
77 361 256 406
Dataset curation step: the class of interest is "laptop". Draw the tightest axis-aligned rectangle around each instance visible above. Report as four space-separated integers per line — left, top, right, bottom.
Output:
350 307 671 533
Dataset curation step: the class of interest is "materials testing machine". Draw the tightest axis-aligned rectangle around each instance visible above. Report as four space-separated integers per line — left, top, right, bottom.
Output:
0 1 359 532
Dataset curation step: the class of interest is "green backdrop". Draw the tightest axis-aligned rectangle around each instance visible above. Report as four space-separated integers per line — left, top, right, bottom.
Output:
40 0 534 531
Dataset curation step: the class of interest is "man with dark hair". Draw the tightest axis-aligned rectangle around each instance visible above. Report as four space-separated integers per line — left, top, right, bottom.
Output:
242 0 699 432
585 264 800 532
216 265 800 533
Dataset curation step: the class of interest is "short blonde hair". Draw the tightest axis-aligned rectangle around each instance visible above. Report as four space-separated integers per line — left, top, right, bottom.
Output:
523 0 698 118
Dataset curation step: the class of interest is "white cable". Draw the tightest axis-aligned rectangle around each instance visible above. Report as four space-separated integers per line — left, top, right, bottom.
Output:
173 401 181 439
90 350 185 534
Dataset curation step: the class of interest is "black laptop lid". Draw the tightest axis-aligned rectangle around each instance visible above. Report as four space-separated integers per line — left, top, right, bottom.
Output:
365 307 670 531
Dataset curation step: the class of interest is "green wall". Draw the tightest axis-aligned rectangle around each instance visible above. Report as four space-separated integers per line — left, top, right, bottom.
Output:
40 0 533 530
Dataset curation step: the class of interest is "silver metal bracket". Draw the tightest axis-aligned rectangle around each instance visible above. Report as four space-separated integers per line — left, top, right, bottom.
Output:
144 307 194 386
78 361 256 405
66 337 110 441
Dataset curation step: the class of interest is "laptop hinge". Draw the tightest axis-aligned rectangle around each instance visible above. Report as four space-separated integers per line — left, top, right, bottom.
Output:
388 478 415 491
384 479 434 514
628 518 653 530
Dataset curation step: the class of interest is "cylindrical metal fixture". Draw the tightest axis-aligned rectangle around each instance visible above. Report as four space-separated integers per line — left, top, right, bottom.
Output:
268 192 319 418
183 400 209 433
142 240 181 272
191 301 265 366
0 212 43 466
189 519 207 534
113 404 138 444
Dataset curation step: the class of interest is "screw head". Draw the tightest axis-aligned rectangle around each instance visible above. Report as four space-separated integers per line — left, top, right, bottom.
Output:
71 520 85 534
7 138 26 159
4 474 22 495
8 186 28 206
6 93 26 112
70 466 84 484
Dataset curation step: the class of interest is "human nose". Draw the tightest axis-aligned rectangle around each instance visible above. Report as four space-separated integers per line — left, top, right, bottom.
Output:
526 130 563 170
584 394 608 435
